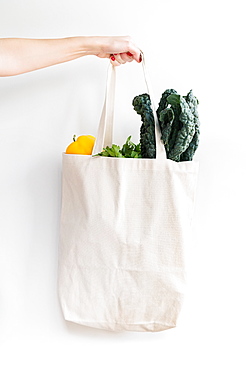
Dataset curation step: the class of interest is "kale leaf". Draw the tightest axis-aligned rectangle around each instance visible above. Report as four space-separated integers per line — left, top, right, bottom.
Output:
132 93 156 158
157 89 200 161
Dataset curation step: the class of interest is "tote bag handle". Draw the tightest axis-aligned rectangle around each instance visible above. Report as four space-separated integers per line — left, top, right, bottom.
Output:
92 53 167 160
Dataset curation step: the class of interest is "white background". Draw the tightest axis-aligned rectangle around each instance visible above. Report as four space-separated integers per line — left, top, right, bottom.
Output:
0 0 246 369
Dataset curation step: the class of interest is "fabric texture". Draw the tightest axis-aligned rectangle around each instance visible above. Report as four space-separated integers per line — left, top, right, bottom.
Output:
58 59 199 332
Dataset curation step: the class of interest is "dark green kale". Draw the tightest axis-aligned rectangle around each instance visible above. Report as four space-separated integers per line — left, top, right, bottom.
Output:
165 93 195 161
132 93 156 158
157 89 200 161
180 90 200 161
156 89 177 118
159 107 174 152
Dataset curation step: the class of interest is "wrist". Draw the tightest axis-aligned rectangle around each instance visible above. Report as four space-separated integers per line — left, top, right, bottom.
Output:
76 36 106 56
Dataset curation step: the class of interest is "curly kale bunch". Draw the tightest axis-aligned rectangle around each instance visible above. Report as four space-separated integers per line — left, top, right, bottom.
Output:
132 89 200 162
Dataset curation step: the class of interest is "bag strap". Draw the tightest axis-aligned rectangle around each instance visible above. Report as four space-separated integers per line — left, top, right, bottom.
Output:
92 65 116 155
92 53 167 160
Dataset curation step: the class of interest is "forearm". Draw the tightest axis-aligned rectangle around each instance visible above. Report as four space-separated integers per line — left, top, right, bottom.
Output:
0 37 102 77
0 36 141 77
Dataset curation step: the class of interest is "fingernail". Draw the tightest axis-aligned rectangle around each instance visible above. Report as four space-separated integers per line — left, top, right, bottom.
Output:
139 54 142 62
127 52 133 56
111 56 116 61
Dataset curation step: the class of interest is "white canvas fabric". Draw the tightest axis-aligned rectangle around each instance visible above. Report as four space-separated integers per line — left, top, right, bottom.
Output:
58 58 199 332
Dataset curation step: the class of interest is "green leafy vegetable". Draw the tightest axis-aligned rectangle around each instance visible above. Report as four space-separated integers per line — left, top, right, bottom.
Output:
132 89 200 161
165 93 195 161
94 89 200 162
97 144 124 157
132 94 156 158
180 90 200 161
94 136 141 158
121 136 142 158
158 89 200 161
156 89 178 117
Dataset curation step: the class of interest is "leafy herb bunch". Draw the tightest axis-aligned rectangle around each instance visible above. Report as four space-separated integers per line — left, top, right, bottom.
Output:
94 136 141 158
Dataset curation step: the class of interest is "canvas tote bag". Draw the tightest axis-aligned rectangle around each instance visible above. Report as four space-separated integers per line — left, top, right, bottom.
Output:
58 57 199 332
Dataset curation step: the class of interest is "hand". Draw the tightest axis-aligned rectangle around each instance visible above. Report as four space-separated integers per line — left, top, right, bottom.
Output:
95 36 142 66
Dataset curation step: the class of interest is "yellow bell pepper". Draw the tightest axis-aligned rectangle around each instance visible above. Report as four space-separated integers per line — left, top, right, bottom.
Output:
65 135 96 155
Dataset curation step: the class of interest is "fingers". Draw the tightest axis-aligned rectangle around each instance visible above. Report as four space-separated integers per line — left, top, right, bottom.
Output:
133 52 142 63
110 56 121 66
123 36 142 63
95 35 142 65
127 48 142 63
110 51 141 66
94 35 142 66
110 52 132 65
